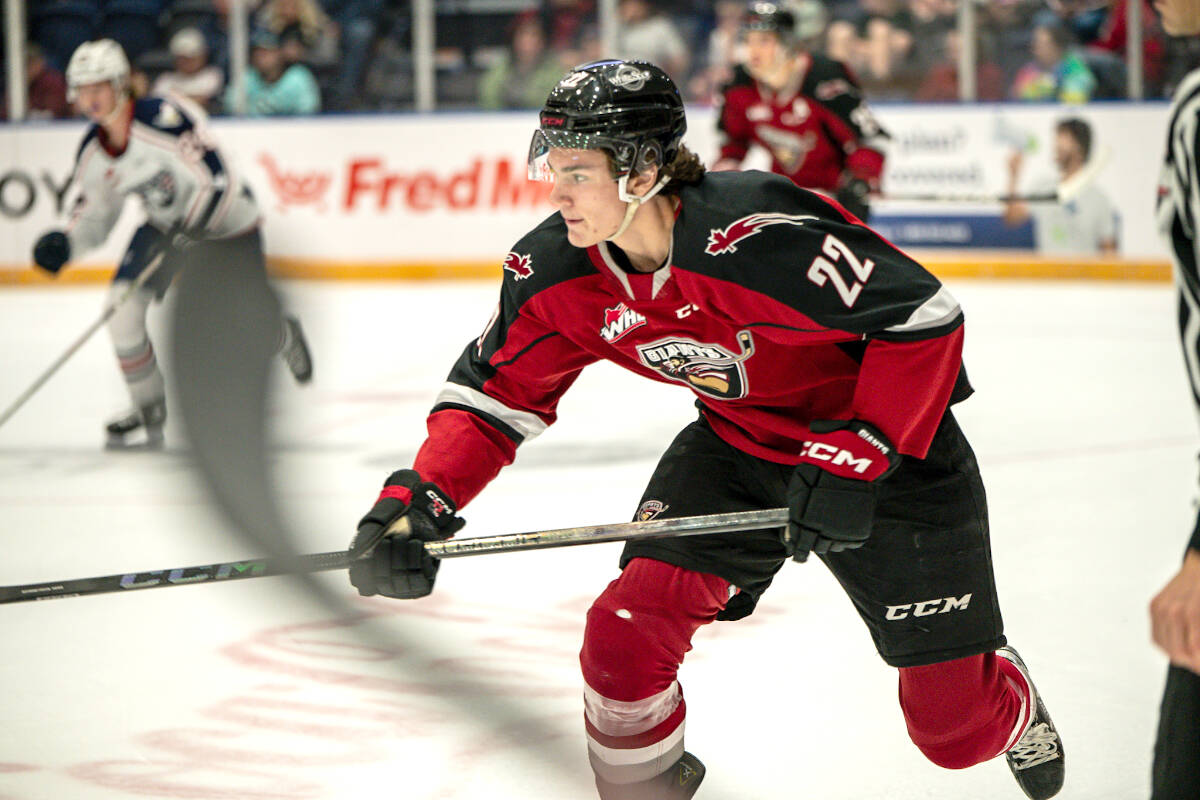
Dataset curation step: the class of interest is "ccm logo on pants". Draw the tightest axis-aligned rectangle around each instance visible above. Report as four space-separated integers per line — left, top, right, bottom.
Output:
885 594 972 620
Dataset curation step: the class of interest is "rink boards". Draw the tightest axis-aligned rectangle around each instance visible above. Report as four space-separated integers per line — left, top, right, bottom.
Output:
0 102 1175 282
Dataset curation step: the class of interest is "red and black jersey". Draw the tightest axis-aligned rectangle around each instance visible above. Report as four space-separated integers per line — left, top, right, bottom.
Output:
717 56 888 192
413 171 969 508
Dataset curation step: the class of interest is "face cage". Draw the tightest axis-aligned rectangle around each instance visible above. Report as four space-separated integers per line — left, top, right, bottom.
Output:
528 129 668 202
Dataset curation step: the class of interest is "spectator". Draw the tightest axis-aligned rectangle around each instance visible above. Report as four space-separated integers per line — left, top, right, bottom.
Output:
687 0 747 104
3 42 71 119
824 0 919 99
980 0 1040 85
1091 0 1166 96
1034 0 1110 45
319 0 385 110
541 0 597 61
151 27 224 110
223 29 321 116
1004 117 1117 254
614 0 689 83
1010 22 1098 102
257 0 336 66
914 26 1007 102
478 13 565 110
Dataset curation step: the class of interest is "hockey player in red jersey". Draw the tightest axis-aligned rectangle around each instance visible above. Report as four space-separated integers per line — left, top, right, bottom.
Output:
713 1 888 222
348 59 1064 799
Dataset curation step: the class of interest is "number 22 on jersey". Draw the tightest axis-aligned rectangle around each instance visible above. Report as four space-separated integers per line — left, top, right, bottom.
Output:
806 234 874 308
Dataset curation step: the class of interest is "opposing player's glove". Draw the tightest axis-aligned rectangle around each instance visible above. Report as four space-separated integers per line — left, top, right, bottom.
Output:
33 231 70 274
348 469 465 599
834 174 872 222
783 419 901 563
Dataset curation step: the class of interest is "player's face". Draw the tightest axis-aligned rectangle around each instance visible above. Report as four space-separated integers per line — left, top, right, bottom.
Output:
1053 130 1083 172
1155 0 1200 36
547 148 626 248
73 81 118 122
744 30 788 81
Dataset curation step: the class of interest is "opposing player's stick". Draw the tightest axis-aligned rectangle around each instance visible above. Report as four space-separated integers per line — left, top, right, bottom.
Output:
0 253 166 429
877 145 1112 205
0 509 788 605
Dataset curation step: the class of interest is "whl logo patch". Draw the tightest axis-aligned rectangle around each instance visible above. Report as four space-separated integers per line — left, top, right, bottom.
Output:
503 251 533 280
600 303 647 342
705 212 818 255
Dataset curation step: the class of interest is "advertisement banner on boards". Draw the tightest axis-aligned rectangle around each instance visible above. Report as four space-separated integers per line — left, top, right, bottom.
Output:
0 102 1172 275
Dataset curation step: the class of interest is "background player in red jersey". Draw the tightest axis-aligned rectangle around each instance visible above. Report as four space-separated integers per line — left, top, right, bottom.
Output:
712 1 889 222
1150 1 1200 796
348 59 1063 800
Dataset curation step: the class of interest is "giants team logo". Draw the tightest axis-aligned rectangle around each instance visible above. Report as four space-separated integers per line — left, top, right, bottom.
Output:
705 212 817 255
636 500 669 521
600 303 647 342
635 331 755 399
503 251 534 280
757 126 817 173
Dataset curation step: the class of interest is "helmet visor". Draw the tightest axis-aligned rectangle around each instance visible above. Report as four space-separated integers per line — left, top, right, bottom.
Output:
527 129 641 182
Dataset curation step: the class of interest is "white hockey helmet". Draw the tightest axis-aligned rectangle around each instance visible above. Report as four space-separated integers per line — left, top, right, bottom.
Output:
66 39 131 102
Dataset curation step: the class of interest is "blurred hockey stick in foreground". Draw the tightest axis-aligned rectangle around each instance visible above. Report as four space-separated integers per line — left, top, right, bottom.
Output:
877 144 1112 205
0 509 787 605
157 246 755 788
0 254 165 429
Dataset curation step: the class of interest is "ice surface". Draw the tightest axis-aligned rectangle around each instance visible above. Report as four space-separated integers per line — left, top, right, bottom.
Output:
0 279 1190 799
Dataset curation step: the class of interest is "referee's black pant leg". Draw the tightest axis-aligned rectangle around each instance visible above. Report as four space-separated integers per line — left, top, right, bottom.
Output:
1152 664 1200 799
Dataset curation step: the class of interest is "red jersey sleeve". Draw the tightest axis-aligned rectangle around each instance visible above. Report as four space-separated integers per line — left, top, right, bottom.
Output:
412 264 599 507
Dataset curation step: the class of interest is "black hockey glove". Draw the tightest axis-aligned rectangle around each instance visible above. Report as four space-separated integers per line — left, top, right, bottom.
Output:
33 230 70 274
348 470 465 599
783 419 901 563
834 175 872 222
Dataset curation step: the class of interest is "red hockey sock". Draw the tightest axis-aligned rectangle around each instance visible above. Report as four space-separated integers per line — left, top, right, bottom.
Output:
580 558 729 786
898 652 1032 769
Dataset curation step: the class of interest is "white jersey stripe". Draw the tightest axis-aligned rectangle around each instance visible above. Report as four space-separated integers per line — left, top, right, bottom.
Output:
886 285 962 334
434 382 548 441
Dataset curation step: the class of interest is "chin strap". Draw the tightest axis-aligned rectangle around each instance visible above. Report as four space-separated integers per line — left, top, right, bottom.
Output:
608 174 670 241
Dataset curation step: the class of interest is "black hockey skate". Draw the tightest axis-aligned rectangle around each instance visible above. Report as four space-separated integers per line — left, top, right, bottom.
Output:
281 315 313 384
998 646 1065 800
105 399 166 450
594 752 705 800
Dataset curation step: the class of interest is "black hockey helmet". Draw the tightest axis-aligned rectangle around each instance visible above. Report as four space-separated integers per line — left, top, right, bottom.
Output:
528 59 686 185
743 1 798 44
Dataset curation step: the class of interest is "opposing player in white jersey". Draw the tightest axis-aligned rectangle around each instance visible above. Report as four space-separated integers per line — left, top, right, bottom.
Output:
1151 1 1200 796
31 39 313 449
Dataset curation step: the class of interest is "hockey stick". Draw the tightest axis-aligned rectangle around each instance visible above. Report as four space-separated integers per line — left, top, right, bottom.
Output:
0 509 788 605
877 145 1112 205
0 252 166 429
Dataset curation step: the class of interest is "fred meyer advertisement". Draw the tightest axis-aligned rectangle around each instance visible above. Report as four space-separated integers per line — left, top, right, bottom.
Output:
0 103 1173 278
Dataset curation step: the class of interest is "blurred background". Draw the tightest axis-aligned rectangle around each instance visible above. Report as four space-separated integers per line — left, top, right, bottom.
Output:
0 0 1192 278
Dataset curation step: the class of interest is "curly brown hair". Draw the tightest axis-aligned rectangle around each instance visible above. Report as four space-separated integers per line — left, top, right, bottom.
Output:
660 144 707 196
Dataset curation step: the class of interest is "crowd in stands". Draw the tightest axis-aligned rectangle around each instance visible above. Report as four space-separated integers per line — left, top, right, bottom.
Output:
6 0 1200 119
